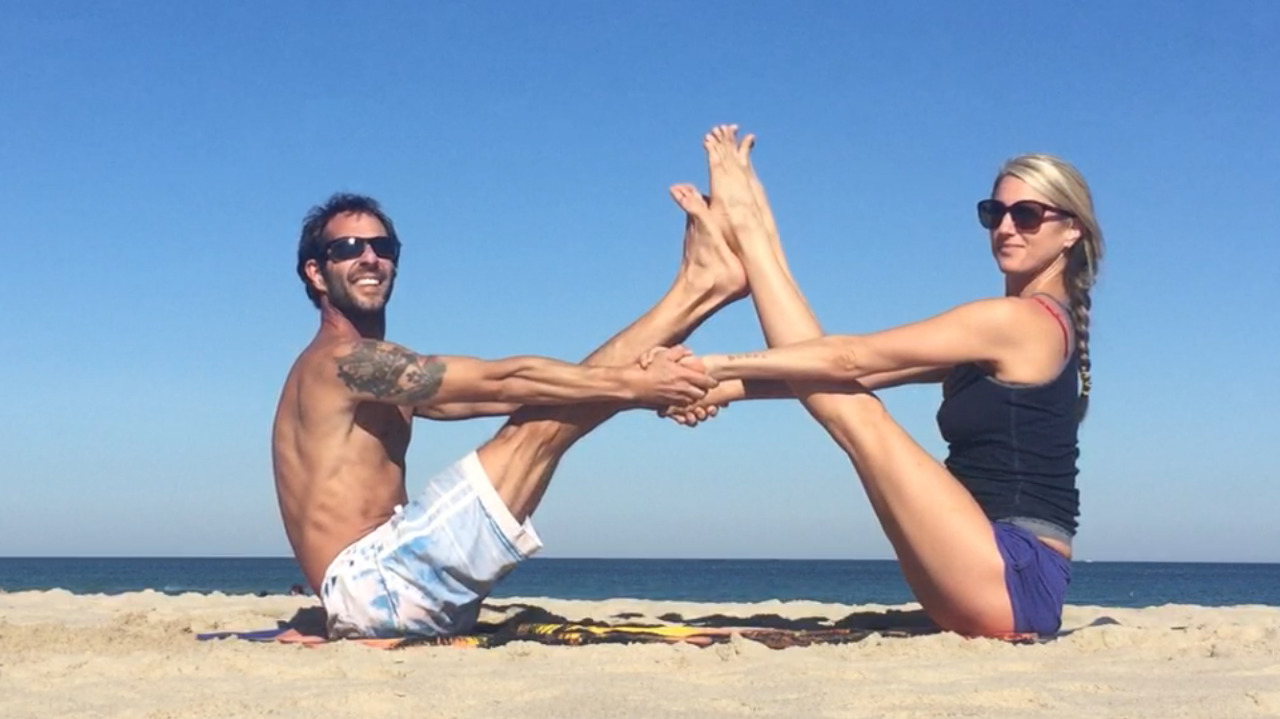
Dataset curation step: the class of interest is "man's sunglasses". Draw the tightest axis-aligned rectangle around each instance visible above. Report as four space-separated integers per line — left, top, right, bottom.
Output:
321 235 401 263
977 199 1075 232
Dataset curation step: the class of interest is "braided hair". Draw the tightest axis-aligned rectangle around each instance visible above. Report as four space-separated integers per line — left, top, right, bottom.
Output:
996 155 1104 420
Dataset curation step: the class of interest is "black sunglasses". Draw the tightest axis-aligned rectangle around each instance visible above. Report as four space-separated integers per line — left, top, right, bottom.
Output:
977 199 1075 232
321 235 401 263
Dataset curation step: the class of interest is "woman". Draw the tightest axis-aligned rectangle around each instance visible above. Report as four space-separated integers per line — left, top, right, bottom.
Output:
674 125 1103 637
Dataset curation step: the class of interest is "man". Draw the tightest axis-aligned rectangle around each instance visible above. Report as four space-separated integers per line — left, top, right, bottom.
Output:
272 186 745 638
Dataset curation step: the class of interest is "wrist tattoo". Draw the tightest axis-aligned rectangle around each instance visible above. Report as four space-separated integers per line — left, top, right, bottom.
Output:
336 341 446 403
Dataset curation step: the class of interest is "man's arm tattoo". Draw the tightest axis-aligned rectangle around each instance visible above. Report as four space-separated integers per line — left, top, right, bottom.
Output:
334 341 447 404
726 352 768 361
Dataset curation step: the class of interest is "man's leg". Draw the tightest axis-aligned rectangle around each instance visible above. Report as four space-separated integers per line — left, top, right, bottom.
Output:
477 184 747 520
352 186 746 639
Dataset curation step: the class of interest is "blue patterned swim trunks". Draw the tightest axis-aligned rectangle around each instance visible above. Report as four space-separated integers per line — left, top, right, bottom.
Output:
320 451 543 639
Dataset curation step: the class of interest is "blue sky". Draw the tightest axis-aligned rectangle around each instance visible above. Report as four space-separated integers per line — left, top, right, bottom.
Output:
2 1 1277 562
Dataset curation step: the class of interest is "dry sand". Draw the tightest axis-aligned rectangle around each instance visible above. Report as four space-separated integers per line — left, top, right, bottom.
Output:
2 590 1279 718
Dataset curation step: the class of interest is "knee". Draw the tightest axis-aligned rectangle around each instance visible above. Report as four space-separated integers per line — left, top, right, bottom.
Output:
482 420 565 466
929 603 1015 638
475 424 564 492
920 583 1016 638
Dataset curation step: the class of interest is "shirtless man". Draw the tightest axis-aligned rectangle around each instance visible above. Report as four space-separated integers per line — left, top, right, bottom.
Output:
272 188 744 638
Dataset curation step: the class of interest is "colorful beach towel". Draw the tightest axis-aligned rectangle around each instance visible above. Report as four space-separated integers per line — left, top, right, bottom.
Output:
195 603 1044 650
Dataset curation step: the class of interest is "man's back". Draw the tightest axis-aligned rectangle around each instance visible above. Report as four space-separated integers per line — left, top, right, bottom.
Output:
272 335 411 593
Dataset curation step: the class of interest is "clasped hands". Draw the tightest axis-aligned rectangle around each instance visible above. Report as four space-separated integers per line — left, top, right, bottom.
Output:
638 345 726 427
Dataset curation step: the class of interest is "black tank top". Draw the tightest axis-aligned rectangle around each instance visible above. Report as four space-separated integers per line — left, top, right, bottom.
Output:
935 297 1081 535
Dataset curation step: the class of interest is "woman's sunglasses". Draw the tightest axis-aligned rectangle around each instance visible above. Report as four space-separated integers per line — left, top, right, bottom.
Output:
977 199 1075 232
321 235 401 263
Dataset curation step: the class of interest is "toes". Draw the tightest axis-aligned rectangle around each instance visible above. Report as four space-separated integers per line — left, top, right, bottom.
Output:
716 124 733 145
703 133 721 166
670 183 712 218
670 184 721 221
707 124 751 175
713 129 731 156
737 133 756 164
719 124 738 149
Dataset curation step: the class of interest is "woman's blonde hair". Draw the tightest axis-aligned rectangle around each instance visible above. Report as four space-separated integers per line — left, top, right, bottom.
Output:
995 154 1104 420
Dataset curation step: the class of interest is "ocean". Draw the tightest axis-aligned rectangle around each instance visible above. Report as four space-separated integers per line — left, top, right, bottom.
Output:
2 557 1279 608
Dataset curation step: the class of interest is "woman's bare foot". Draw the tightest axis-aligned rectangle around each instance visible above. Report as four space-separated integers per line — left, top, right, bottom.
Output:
669 183 748 304
731 132 794 281
703 125 772 258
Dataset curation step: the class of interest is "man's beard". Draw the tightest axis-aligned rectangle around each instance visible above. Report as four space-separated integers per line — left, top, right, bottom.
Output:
324 265 396 318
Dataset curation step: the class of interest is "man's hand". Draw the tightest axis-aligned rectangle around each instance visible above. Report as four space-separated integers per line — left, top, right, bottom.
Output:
661 381 731 427
639 348 727 425
632 346 717 407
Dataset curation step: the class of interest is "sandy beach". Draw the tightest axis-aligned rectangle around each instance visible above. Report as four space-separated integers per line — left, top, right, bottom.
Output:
2 590 1278 719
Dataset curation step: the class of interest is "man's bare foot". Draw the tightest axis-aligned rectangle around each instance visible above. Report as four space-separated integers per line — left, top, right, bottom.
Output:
670 183 748 304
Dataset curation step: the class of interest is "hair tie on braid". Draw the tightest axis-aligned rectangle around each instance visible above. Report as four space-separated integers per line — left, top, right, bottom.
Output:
1067 260 1094 421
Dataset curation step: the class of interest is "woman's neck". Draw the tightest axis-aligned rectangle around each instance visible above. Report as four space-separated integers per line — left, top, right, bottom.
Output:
1007 256 1068 299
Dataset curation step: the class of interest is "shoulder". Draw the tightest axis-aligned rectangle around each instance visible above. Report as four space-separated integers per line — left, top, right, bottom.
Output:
323 339 434 374
944 297 1044 331
294 338 374 373
325 338 400 360
940 297 1069 355
293 338 413 389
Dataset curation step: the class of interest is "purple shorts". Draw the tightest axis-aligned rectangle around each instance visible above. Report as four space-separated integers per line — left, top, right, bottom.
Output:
993 520 1072 635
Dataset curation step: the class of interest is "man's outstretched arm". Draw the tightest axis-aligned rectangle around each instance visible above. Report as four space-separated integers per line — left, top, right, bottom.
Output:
330 339 713 410
415 401 521 421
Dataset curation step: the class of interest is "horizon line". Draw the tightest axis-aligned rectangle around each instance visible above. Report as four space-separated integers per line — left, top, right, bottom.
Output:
3 556 1279 565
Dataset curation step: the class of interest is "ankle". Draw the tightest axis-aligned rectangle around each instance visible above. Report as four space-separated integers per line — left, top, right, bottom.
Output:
672 272 736 316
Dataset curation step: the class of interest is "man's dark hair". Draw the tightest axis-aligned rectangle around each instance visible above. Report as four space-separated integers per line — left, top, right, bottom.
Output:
296 193 400 308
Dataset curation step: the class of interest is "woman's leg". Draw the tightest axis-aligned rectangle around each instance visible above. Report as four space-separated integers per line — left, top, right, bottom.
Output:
705 126 1014 635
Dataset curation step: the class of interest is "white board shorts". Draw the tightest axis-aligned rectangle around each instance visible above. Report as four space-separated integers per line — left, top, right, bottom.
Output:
320 451 543 638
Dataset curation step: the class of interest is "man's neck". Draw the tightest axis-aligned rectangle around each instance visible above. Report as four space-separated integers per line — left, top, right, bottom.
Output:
319 304 386 340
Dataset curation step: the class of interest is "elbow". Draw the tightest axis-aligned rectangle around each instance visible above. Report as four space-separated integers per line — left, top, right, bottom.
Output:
490 378 522 404
415 405 444 420
489 359 537 403
829 338 865 380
